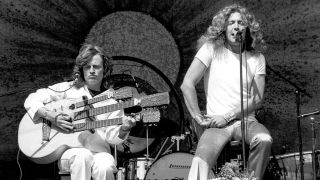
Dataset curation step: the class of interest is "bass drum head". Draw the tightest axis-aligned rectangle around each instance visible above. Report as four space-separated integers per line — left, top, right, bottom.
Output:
145 152 215 180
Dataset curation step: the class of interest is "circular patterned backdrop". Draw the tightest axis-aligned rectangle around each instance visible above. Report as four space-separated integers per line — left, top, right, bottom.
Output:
85 11 181 93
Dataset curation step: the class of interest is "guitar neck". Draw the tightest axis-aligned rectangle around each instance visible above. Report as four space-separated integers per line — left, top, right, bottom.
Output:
73 117 123 132
72 88 132 109
74 95 112 108
74 100 135 120
73 92 169 120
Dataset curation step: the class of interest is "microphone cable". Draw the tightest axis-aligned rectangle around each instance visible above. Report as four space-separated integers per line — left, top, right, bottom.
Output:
16 148 23 180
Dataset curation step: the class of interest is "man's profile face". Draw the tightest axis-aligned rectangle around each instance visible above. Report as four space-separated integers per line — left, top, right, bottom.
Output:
83 54 104 90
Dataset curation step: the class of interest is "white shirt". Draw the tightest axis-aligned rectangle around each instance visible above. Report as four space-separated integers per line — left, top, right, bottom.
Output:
195 42 266 119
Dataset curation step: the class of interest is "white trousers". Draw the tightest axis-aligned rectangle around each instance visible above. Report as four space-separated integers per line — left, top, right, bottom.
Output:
59 148 117 180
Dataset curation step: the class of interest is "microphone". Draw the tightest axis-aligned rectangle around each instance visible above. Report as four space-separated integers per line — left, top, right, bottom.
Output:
235 31 243 41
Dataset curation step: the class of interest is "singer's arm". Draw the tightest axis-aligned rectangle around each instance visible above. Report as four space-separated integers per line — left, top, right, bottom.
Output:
180 58 207 121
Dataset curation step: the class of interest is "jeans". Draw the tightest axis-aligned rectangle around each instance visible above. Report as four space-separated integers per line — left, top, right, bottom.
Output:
188 119 273 180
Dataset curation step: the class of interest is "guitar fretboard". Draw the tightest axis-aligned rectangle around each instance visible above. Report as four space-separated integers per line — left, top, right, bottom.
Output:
73 88 132 109
75 94 112 108
73 117 123 132
73 100 135 120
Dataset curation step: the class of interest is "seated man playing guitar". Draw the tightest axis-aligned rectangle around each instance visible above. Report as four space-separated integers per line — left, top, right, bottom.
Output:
23 44 136 180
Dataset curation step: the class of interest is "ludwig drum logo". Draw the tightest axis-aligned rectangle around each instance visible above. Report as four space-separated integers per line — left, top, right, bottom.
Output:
169 164 190 169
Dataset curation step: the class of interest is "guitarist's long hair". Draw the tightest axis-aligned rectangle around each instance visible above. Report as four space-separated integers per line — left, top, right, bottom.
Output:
72 44 113 89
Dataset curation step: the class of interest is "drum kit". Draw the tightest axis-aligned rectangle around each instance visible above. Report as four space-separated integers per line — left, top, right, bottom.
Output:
115 125 218 180
115 134 218 180
115 126 197 180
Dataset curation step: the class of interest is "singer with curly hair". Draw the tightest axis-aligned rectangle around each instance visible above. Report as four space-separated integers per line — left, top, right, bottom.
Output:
181 4 272 180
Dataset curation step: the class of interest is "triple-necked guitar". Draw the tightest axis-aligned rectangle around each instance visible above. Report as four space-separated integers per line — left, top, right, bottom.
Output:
18 88 169 164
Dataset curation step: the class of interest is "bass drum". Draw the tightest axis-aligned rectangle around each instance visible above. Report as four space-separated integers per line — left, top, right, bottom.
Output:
145 152 215 180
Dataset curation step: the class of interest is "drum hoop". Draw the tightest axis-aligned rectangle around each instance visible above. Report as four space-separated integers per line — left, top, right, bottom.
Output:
273 150 320 160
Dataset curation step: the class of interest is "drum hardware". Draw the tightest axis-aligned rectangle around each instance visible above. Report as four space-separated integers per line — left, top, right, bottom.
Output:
116 167 125 180
311 116 316 180
171 134 186 152
155 133 188 160
299 111 319 180
124 119 156 180
154 136 170 161
265 149 285 180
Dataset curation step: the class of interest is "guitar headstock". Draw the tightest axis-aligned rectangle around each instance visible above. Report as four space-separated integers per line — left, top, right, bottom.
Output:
139 92 170 107
114 87 133 100
140 108 161 124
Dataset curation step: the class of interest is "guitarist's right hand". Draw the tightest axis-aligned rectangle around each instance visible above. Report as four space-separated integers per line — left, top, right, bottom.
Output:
54 114 74 132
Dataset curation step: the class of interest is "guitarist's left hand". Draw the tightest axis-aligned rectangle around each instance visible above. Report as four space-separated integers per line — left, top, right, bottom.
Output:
121 115 137 131
118 115 137 139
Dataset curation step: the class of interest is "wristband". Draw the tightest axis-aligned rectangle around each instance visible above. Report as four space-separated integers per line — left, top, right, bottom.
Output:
223 111 236 123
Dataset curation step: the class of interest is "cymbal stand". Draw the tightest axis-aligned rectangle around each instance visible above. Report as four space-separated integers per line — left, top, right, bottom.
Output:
311 116 316 180
298 110 320 180
144 124 152 169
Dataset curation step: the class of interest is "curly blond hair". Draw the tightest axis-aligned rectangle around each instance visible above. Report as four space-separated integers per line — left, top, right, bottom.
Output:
198 4 266 52
72 44 113 89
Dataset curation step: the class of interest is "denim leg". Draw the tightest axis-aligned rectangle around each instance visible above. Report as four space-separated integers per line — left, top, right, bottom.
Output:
234 121 273 180
188 128 232 180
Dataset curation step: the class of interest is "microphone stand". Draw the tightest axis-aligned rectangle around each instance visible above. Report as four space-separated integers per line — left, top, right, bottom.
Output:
237 34 247 171
266 63 312 180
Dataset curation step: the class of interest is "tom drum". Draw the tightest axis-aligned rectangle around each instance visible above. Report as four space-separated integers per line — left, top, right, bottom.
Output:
127 157 154 180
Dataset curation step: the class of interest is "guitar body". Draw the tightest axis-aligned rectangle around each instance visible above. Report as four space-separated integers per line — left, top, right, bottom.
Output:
18 99 84 164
